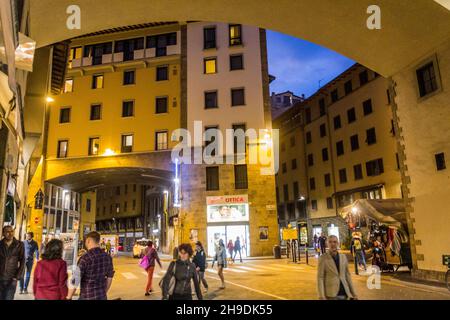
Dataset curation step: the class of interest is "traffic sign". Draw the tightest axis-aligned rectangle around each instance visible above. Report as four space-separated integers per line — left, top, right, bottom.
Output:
34 217 39 224
443 255 450 266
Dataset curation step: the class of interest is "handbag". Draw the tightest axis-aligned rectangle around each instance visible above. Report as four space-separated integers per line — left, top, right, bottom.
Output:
159 262 177 296
139 255 150 270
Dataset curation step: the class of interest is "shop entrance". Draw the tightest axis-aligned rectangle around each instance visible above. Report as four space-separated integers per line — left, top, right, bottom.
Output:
207 224 250 258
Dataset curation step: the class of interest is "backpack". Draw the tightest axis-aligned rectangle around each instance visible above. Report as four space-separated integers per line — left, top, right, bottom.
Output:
354 239 362 251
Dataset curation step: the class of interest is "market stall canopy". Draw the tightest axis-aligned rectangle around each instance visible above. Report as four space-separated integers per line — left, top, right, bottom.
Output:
339 199 406 229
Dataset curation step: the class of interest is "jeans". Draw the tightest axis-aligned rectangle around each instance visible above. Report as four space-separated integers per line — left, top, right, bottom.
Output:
0 279 18 300
198 271 208 289
19 260 34 291
233 249 242 262
355 251 367 270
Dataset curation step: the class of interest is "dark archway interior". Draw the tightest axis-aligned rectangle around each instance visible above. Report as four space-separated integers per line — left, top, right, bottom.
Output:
46 167 173 193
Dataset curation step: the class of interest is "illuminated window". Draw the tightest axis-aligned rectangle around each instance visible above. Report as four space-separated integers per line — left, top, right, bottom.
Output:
229 24 242 46
57 140 68 158
155 131 168 150
121 134 133 153
92 74 104 89
68 47 82 68
204 57 217 74
88 137 100 156
64 78 73 93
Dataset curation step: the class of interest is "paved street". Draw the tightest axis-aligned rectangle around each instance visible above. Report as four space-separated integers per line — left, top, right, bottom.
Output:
23 255 445 301
14 255 450 301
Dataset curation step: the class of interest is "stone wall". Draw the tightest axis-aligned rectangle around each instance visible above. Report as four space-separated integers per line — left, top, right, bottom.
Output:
180 162 279 257
392 38 450 282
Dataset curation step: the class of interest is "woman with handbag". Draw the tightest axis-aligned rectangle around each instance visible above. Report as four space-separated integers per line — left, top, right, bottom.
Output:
140 241 162 296
160 243 203 300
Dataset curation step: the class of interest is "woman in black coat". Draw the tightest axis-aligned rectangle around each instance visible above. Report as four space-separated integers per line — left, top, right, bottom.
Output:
161 243 203 300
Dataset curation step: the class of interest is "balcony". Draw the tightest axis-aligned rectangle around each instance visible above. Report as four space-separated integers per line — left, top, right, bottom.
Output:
68 43 180 70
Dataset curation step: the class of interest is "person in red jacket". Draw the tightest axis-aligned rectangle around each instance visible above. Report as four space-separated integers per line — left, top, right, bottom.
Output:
33 239 68 300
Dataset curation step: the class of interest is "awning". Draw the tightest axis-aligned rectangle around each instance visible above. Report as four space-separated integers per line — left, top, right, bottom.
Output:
339 199 406 229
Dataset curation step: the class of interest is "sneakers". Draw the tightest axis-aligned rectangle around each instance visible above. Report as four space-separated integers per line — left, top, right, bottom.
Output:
219 284 226 289
204 288 208 294
145 292 151 296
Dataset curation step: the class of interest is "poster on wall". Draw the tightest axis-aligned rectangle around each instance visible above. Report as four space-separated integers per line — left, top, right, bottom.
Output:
259 226 269 241
189 229 199 243
206 195 249 223
59 233 78 267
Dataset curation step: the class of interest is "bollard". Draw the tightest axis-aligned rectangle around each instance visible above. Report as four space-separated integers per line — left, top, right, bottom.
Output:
305 246 309 265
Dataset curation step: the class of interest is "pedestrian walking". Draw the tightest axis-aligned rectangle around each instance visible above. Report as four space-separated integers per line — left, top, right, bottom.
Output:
212 239 227 289
161 243 203 300
33 239 68 300
350 233 367 271
227 239 234 259
19 231 39 294
0 225 25 300
233 236 243 263
68 231 115 300
317 235 357 300
192 241 208 293
106 240 112 256
318 233 327 255
144 241 162 296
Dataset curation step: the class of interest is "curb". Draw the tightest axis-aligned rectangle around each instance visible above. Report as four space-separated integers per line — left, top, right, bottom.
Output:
387 277 450 294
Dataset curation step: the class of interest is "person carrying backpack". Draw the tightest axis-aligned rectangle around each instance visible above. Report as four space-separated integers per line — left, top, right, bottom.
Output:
350 233 367 271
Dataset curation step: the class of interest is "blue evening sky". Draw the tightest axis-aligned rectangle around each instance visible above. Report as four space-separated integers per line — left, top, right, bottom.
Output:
267 30 355 98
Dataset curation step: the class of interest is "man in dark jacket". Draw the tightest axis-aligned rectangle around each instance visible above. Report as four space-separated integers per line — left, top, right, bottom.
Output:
19 231 39 294
0 225 25 300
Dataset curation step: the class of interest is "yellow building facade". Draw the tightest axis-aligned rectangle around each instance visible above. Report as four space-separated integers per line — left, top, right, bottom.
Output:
275 64 402 244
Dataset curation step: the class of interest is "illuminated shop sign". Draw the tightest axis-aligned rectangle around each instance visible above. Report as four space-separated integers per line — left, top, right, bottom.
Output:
206 195 249 223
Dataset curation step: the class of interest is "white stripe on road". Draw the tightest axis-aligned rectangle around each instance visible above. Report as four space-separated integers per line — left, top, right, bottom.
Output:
204 274 288 300
233 265 261 272
121 272 138 280
245 264 281 271
225 268 247 273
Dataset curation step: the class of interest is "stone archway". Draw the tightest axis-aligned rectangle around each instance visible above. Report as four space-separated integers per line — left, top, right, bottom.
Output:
30 0 450 76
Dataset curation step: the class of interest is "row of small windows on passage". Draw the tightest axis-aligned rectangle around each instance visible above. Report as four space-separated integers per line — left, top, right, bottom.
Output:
56 131 169 158
58 97 170 123
63 66 170 93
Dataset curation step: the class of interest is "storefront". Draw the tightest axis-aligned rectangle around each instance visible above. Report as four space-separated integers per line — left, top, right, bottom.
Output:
206 195 250 257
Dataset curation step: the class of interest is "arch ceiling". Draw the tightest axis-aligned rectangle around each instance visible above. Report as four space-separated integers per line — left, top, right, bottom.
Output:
30 0 450 77
46 167 173 193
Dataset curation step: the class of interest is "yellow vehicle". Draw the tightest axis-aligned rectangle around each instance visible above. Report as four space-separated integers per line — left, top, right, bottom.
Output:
133 238 150 258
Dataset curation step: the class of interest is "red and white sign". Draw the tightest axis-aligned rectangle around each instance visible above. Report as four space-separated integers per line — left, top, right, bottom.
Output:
206 195 249 223
206 195 248 205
